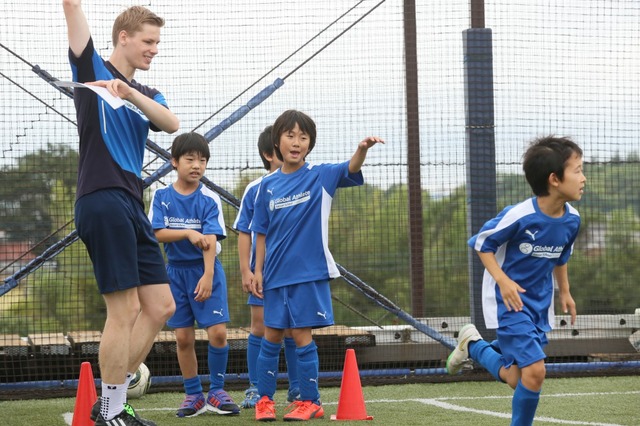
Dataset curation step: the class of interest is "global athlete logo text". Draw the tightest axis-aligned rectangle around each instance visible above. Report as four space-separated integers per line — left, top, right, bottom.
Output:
163 216 202 230
518 230 564 259
269 190 311 211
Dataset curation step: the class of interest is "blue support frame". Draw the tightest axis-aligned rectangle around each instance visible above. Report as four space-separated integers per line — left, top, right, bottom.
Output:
463 28 497 340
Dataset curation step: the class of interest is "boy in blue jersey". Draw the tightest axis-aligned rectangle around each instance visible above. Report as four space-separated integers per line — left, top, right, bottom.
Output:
63 2 179 425
149 132 240 418
232 126 300 409
249 110 384 421
446 136 585 426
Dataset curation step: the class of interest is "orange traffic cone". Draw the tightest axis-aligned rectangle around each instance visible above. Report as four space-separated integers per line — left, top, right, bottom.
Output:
330 349 373 421
72 361 98 426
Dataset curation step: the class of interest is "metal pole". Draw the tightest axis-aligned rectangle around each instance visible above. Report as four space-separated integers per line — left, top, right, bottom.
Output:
404 0 425 317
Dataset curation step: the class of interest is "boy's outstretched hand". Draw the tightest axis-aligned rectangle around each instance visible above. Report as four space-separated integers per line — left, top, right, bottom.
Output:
349 136 384 173
359 136 385 149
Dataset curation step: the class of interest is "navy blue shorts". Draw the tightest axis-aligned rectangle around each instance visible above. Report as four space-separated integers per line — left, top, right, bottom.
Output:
263 280 334 329
75 188 168 294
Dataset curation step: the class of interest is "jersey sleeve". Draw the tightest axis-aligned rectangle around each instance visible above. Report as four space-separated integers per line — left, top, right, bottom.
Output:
556 243 574 266
338 162 364 188
201 197 226 241
148 189 165 230
556 213 581 265
319 161 363 196
249 182 269 235
70 37 98 83
468 205 519 253
233 181 258 234
153 92 169 109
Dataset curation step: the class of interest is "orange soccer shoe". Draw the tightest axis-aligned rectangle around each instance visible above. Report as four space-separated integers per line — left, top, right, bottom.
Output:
255 396 276 422
283 400 324 421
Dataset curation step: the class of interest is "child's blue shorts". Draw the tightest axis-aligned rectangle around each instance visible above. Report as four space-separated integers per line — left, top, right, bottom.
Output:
496 320 548 369
166 259 230 329
263 280 333 329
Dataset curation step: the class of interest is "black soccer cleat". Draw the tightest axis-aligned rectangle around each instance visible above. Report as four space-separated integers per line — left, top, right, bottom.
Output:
91 401 155 426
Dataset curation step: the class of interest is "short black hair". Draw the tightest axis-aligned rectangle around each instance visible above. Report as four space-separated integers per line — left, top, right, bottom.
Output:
257 125 274 170
170 132 210 161
271 110 316 161
522 135 583 196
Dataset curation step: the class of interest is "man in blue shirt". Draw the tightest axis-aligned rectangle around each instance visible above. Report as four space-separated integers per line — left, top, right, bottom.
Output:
63 1 179 425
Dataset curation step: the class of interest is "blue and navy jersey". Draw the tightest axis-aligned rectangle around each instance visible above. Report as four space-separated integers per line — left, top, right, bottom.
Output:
469 197 581 331
250 161 363 290
148 183 226 264
69 37 170 204
232 175 264 271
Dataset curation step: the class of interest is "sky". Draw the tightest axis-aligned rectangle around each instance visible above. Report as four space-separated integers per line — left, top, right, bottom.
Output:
1 0 639 195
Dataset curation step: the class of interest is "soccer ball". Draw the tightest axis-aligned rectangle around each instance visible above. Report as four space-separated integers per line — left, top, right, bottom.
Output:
127 362 151 399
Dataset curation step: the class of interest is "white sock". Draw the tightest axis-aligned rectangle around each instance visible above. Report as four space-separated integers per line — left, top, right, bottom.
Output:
122 372 134 404
101 383 126 420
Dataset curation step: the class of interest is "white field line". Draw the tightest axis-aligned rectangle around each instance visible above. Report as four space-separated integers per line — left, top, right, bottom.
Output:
410 399 624 426
360 391 640 426
63 390 640 426
432 390 640 400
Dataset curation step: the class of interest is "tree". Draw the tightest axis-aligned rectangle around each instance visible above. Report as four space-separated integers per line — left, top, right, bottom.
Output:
0 144 77 248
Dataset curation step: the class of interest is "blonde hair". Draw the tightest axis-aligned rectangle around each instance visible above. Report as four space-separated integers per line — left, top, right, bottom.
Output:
112 6 164 46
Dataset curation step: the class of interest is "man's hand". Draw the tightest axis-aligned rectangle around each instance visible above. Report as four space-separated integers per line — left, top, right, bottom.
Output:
86 79 135 101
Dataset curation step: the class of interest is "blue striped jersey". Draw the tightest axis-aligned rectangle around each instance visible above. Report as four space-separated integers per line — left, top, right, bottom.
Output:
250 161 363 290
148 183 226 264
469 197 580 331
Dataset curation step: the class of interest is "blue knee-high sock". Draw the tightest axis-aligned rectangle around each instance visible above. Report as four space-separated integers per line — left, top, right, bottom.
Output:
284 337 299 391
296 341 320 404
511 380 540 426
247 333 262 387
183 375 203 395
208 344 229 391
257 339 281 399
469 340 503 381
